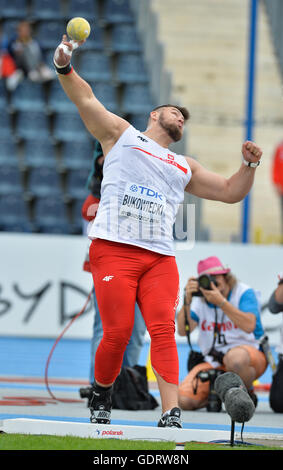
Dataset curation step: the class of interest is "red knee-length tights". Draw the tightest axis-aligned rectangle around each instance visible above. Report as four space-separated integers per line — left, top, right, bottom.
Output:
89 238 180 385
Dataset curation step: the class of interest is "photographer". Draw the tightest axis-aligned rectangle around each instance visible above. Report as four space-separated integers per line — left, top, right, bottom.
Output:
177 256 267 411
268 274 283 412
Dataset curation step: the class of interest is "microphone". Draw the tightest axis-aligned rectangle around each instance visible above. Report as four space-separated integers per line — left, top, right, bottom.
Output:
215 372 255 423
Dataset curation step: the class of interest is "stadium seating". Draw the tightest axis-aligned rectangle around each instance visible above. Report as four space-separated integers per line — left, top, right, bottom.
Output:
90 81 119 113
10 80 46 112
72 197 86 222
36 20 65 49
60 139 94 170
121 83 154 114
53 111 89 142
80 22 104 51
0 0 154 235
109 23 142 53
0 109 13 138
0 137 19 166
48 81 77 113
0 165 23 195
128 114 149 132
33 194 69 231
71 196 88 233
1 19 19 38
0 207 35 233
68 0 99 20
0 0 28 19
102 0 134 24
79 51 112 81
16 110 50 140
65 168 90 200
27 166 62 198
35 220 73 234
21 137 57 169
30 0 64 20
0 193 29 223
0 80 8 109
0 219 34 232
116 52 149 84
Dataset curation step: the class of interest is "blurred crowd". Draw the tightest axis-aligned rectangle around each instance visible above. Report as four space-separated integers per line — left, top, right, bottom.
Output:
0 20 54 91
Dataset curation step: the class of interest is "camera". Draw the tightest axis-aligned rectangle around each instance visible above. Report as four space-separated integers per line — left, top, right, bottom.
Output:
192 274 219 297
196 368 224 412
79 385 93 407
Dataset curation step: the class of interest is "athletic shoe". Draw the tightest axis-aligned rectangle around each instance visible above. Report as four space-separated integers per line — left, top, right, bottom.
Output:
157 407 182 428
89 385 112 424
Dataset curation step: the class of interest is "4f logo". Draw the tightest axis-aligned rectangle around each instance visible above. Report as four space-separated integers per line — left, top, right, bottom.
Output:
102 275 114 282
137 135 148 142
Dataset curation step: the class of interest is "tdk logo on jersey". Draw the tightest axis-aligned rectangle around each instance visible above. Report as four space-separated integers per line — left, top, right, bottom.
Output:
129 184 164 201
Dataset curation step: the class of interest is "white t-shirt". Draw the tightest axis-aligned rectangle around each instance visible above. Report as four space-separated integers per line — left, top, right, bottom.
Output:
88 125 192 255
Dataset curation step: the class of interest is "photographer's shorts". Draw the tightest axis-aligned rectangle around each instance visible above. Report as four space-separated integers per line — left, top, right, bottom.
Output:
89 238 180 385
178 345 267 402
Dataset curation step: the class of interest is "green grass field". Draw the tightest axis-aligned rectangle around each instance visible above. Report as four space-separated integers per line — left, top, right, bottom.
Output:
0 433 282 450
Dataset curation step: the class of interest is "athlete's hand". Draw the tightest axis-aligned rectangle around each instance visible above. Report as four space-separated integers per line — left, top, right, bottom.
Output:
242 141 262 165
54 34 85 67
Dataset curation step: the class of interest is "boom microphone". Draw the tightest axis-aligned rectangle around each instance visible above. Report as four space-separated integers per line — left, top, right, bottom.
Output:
215 372 255 423
215 371 245 400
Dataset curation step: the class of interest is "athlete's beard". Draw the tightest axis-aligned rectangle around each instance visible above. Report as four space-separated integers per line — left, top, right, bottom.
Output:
158 113 182 142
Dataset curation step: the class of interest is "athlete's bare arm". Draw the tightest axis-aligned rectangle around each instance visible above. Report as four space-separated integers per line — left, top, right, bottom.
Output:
185 141 262 203
54 37 129 153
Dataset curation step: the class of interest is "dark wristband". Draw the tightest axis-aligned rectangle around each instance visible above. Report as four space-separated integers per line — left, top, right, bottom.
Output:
53 61 73 75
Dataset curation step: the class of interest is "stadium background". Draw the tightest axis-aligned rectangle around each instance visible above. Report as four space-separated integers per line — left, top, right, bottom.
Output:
0 0 283 409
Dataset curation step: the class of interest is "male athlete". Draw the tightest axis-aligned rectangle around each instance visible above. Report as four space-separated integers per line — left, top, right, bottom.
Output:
53 36 262 428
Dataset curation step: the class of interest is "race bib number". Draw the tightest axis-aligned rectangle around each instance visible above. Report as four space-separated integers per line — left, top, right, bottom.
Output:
119 182 166 225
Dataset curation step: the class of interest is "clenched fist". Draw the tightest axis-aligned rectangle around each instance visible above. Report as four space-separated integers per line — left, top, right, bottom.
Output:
242 141 262 166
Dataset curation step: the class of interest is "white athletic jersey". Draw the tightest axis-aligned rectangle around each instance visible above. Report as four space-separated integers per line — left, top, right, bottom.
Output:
88 125 192 255
190 282 264 367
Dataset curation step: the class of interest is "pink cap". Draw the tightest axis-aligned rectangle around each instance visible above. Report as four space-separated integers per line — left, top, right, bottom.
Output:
197 256 230 276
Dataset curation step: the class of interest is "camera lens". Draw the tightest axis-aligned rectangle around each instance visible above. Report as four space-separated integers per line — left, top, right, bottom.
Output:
198 370 210 381
198 274 211 289
207 390 222 412
79 386 93 399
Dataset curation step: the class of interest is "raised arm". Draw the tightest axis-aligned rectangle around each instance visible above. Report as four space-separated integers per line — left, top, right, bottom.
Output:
185 141 262 203
53 36 129 153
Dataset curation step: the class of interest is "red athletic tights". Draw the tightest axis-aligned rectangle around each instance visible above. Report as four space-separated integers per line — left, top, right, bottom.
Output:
89 238 180 385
